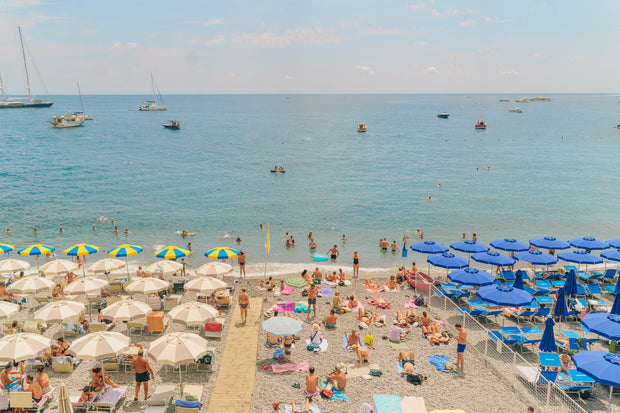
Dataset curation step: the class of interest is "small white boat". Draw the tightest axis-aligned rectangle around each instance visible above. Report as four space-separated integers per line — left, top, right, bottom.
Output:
499 99 510 102
515 97 531 103
357 122 367 132
474 118 487 130
139 73 167 111
74 82 93 120
531 96 551 102
48 113 85 128
437 112 450 118
508 108 523 113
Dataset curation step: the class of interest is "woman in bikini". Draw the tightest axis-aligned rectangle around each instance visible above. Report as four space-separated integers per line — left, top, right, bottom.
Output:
352 251 360 278
238 288 249 323
347 294 359 309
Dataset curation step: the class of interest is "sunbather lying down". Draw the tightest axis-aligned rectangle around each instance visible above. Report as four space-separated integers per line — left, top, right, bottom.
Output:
369 296 391 309
398 351 416 374
365 279 380 290
502 307 525 318
422 324 450 345
358 308 385 327
268 399 311 413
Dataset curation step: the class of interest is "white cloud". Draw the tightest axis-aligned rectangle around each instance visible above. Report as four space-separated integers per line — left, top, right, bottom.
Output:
356 25 406 36
532 52 550 59
284 75 295 81
425 66 440 75
443 8 465 15
485 17 512 23
355 65 375 75
458 19 475 27
0 0 44 8
185 36 226 46
498 69 519 75
431 9 441 17
415 41 430 47
446 47 498 60
410 65 441 75
196 19 221 27
408 1 433 10
111 42 139 51
231 26 342 48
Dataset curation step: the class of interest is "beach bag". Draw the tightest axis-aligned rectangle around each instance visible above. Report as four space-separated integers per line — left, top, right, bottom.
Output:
369 369 382 377
307 344 319 351
313 278 321 285
272 349 283 360
364 333 374 346
301 289 309 297
338 281 345 286
414 295 425 306
321 388 333 399
407 374 422 385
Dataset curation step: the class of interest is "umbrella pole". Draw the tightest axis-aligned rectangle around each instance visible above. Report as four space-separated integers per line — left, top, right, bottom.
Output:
608 386 612 413
126 256 129 278
179 365 182 385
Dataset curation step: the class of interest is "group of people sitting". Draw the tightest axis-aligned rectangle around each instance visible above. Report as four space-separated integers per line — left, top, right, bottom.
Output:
1 364 54 404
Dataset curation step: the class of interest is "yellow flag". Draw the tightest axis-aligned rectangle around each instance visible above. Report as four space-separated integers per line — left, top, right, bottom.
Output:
265 225 271 254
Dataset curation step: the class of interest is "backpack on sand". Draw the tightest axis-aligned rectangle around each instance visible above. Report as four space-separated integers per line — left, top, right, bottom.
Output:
364 333 374 346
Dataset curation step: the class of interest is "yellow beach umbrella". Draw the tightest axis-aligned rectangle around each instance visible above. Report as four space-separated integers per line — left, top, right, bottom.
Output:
108 244 143 277
154 246 190 260
18 244 55 271
204 247 239 260
0 244 14 254
63 243 99 277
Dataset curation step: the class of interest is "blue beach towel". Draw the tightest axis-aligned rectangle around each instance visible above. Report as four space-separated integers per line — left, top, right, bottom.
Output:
320 380 349 402
342 335 367 351
396 361 418 376
320 286 335 297
372 393 403 413
174 400 202 408
428 354 457 373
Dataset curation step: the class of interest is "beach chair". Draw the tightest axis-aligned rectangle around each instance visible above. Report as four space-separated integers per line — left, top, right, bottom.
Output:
564 265 578 273
175 384 203 413
501 327 526 346
532 306 551 322
585 284 603 297
557 369 594 397
575 285 587 295
516 270 530 281
603 269 617 282
500 270 515 282
481 308 503 323
52 356 76 373
23 320 43 334
91 385 127 412
580 325 603 350
145 384 175 413
147 311 166 334
515 308 538 324
538 352 561 370
128 319 146 335
203 322 223 339
605 285 617 295
195 347 215 372
536 280 553 291
551 280 565 289
520 326 543 348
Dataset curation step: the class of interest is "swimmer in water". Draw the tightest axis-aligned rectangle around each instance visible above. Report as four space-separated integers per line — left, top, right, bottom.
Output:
218 231 233 239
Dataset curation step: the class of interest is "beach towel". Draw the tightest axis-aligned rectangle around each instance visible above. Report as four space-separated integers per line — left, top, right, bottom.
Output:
320 286 334 297
283 403 321 413
276 302 295 312
388 341 409 350
295 303 309 313
401 397 428 413
365 286 381 294
323 280 338 287
285 277 308 288
278 285 293 295
320 380 348 402
428 355 457 373
373 394 404 413
346 301 364 312
344 363 379 378
271 362 309 374
305 338 329 352
396 361 419 377
404 300 418 309
383 285 400 293
368 298 392 309
342 335 367 351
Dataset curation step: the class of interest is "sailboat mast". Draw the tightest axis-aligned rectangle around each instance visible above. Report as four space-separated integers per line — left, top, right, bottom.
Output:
18 26 32 102
151 72 156 103
77 82 84 112
0 73 5 102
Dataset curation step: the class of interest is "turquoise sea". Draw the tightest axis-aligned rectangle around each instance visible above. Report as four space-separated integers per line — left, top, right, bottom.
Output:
1 94 619 275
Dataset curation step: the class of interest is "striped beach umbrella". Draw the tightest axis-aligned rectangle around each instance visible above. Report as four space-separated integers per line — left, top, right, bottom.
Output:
18 244 55 271
0 258 30 274
204 247 240 260
154 246 190 260
63 243 99 276
108 244 143 277
39 259 78 276
0 244 14 254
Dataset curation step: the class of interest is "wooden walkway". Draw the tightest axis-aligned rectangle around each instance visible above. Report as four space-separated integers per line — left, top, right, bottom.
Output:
207 297 261 413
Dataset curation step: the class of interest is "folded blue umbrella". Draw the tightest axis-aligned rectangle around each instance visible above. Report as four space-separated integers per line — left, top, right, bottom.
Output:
539 317 556 352
563 270 578 295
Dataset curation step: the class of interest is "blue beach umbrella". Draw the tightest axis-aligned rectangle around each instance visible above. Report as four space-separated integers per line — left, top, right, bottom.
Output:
554 287 569 319
450 240 489 254
514 250 558 266
512 270 524 290
490 238 529 252
476 284 533 307
471 251 515 267
205 247 240 260
18 244 55 271
558 250 603 265
563 269 578 296
539 317 557 353
572 351 620 412
155 246 190 260
427 252 468 269
581 313 620 340
410 241 448 254
261 316 303 336
63 243 99 276
108 244 144 277
0 244 14 254
529 237 570 250
568 237 609 251
611 293 620 315
606 239 620 249
448 268 495 286
601 249 620 262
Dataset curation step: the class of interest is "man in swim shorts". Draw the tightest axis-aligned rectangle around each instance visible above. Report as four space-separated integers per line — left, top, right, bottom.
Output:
238 288 249 323
455 323 467 371
326 365 346 391
326 245 339 260
307 284 318 319
131 349 154 401
238 251 246 278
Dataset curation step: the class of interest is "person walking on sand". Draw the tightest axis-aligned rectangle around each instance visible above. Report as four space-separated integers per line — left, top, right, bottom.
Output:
455 323 467 371
352 251 360 278
131 348 154 401
326 245 339 260
238 288 249 323
180 258 190 277
307 284 318 319
238 251 246 278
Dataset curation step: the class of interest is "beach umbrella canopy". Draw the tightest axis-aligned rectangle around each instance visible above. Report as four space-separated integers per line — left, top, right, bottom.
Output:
262 316 303 336
184 276 227 294
450 240 489 254
145 260 183 276
476 285 533 307
554 287 569 318
601 249 620 262
101 299 152 322
581 313 620 340
63 276 108 295
539 318 556 352
410 241 449 254
8 276 55 294
0 333 51 362
0 258 30 273
87 258 125 274
490 238 530 252
471 251 516 267
18 244 55 269
68 331 130 360
205 247 240 260
563 269 578 296
108 244 143 258
57 383 73 413
148 332 209 367
514 250 558 266
427 252 468 269
611 293 620 315
448 268 495 286
512 271 524 290
558 250 603 265
154 246 190 260
0 302 20 320
34 301 85 324
195 262 233 277
568 237 609 251
168 302 218 326
63 243 99 257
606 239 620 249
125 277 170 294
39 259 78 276
0 244 14 254
284 277 307 288
529 237 570 250
572 351 620 411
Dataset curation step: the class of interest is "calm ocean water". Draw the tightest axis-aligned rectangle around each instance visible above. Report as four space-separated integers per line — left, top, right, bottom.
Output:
1 94 619 275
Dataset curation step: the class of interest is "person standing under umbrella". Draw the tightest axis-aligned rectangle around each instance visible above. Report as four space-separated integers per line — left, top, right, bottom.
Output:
131 349 154 401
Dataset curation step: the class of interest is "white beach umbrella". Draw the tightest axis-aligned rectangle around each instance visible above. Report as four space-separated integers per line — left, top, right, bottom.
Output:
57 383 73 413
101 299 152 322
87 258 125 274
168 302 218 326
0 259 30 274
148 332 208 383
184 276 227 294
63 276 108 295
68 331 130 360
8 276 55 294
125 277 170 294
39 259 78 276
195 262 232 277
0 333 51 362
0 302 20 320
145 260 183 276
34 301 86 324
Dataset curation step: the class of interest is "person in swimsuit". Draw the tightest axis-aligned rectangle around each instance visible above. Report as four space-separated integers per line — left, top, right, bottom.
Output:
455 323 467 371
36 366 51 394
238 288 249 323
238 251 246 278
398 351 417 374
131 349 154 401
379 238 389 250
309 238 317 249
323 309 338 329
27 375 42 403
326 365 346 391
326 245 339 260
307 284 318 319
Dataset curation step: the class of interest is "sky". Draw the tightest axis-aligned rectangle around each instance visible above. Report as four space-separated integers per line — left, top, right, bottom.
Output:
0 0 618 94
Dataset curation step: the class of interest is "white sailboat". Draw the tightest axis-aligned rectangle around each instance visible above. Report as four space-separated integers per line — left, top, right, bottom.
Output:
48 113 85 128
73 82 93 120
139 73 167 111
0 27 53 109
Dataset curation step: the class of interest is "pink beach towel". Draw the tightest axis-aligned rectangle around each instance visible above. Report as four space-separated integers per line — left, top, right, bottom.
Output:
404 300 418 309
271 362 310 374
276 302 295 312
281 285 294 295
365 286 380 294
